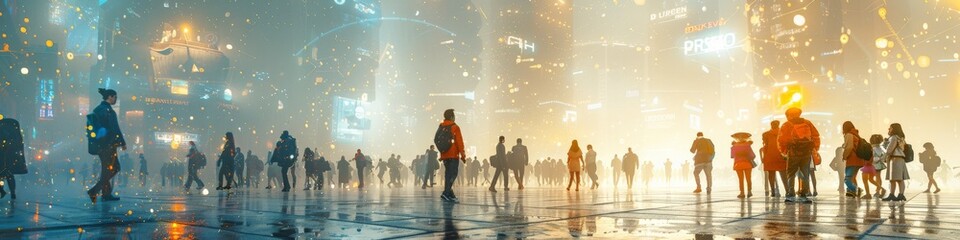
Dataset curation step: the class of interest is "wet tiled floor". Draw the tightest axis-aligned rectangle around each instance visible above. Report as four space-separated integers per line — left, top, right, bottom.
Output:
0 183 954 239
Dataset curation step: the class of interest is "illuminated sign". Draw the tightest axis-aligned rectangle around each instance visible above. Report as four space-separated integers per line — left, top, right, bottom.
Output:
650 6 688 22
154 132 199 146
38 79 55 120
683 32 737 56
507 36 535 54
144 97 189 106
685 18 727 34
171 79 189 95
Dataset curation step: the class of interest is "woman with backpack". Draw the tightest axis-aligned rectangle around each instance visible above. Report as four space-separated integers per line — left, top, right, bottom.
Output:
882 123 910 202
840 121 870 198
919 142 941 193
867 134 887 198
730 132 756 198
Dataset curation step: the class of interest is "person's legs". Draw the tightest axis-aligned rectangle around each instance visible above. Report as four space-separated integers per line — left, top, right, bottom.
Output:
766 171 778 196
489 168 501 190
442 160 459 198
796 157 811 197
693 166 703 191
862 173 872 198
574 172 581 191
810 169 818 195
566 171 574 190
503 168 510 190
5 176 15 197
736 170 745 196
281 167 290 190
746 170 753 196
704 164 713 193
844 166 859 193
785 157 801 198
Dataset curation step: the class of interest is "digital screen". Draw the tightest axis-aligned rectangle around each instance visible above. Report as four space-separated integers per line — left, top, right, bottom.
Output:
38 79 55 120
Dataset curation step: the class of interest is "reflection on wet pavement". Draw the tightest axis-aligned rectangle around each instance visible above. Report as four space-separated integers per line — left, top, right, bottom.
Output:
0 185 956 239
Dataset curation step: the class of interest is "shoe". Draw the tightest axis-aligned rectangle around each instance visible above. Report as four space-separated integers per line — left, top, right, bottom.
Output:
197 187 203 190
922 190 931 193
785 197 796 203
216 186 223 190
935 188 941 194
441 194 453 202
693 188 702 193
566 187 570 191
576 188 580 191
9 194 14 200
857 188 863 197
489 187 498 193
86 190 98 203
102 196 121 202
266 186 273 189
737 194 745 199
422 185 427 190
863 195 872 200
748 192 753 198
303 188 311 191
896 194 906 201
706 188 712 195
281 188 290 192
881 194 895 201
798 197 813 204
845 191 857 197
505 188 510 191
812 191 819 197
224 186 232 190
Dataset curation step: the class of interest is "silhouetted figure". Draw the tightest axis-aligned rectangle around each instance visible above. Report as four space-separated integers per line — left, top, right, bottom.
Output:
138 154 148 187
234 147 245 188
611 155 621 187
184 141 205 190
388 155 403 187
566 140 585 191
489 136 509 192
0 118 27 200
622 148 639 189
316 154 332 190
920 142 941 193
434 109 467 202
681 160 690 183
761 120 787 198
353 149 368 189
690 132 715 194
511 138 529 190
270 131 298 192
664 159 673 183
377 158 388 186
337 156 352 188
87 88 127 203
119 153 132 187
585 145 598 190
779 107 820 204
642 161 654 187
302 148 317 190
246 150 263 188
467 157 480 186
216 132 237 190
422 146 440 189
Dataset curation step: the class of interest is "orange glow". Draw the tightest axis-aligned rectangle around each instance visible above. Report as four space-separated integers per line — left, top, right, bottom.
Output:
171 203 186 212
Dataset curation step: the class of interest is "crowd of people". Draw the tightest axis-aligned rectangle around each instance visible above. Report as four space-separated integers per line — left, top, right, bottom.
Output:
0 89 950 206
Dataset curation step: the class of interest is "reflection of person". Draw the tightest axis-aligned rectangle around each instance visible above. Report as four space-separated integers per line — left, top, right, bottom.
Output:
87 88 127 203
0 118 27 200
690 132 715 194
566 140 584 191
919 142 942 193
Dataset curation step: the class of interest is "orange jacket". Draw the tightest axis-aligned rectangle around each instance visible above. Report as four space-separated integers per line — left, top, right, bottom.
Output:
439 120 465 160
777 118 820 156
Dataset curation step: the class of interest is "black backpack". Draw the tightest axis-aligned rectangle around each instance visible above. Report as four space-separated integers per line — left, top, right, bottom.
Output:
434 124 454 153
854 136 873 160
85 114 103 155
903 144 915 163
198 153 208 168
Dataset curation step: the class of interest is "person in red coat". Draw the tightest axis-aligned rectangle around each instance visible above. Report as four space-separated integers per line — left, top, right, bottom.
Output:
761 121 788 197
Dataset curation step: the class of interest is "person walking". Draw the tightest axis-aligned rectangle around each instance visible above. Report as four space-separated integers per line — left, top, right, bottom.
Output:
611 155 621 187
829 147 845 193
584 145 599 190
216 132 237 190
664 159 673 184
731 132 756 198
761 120 788 197
271 131 298 192
422 146 439 189
138 154 148 188
840 121 869 198
0 118 27 200
778 107 820 204
353 149 367 189
489 136 509 192
868 135 887 198
511 138 529 190
566 140 585 191
882 123 910 201
246 150 263 188
919 142 942 193
690 132 715 194
377 157 388 186
337 156 352 188
87 88 127 203
234 147 245 188
623 148 639 189
434 109 467 202
860 135 884 199
184 141 205 190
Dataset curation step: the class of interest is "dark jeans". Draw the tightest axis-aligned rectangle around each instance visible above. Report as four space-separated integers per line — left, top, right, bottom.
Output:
512 166 525 185
218 163 234 187
281 166 291 190
490 167 509 189
356 164 365 188
1 176 15 194
90 148 120 197
235 167 244 187
184 168 204 189
786 155 812 197
442 159 460 197
423 169 436 187
844 166 861 192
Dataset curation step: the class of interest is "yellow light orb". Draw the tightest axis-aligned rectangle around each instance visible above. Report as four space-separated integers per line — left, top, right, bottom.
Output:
875 38 888 49
878 7 887 19
66 52 75 60
840 34 849 45
23 17 29 23
917 55 931 68
19 26 26 33
45 40 53 47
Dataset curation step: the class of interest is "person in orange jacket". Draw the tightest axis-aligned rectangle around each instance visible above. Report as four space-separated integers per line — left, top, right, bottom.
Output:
777 107 820 204
435 109 467 202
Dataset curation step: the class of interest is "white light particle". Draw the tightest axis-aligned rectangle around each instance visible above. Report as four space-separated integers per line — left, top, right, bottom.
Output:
20 67 29 75
793 14 806 26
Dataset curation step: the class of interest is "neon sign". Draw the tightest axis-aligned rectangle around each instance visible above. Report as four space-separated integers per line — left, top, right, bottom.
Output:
38 79 55 120
507 36 535 54
685 18 727 34
683 33 737 56
154 132 199 145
